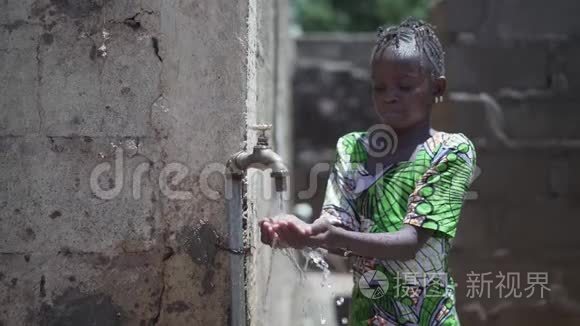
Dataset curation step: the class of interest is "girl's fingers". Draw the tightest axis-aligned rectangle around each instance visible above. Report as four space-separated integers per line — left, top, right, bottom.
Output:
260 223 273 244
259 219 282 246
272 223 282 233
288 221 308 235
272 233 288 248
274 223 289 238
276 222 310 249
262 218 309 248
310 222 326 235
259 219 274 231
260 218 309 248
260 225 271 245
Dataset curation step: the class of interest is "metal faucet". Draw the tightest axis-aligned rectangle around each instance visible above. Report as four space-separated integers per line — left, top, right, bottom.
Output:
226 124 289 192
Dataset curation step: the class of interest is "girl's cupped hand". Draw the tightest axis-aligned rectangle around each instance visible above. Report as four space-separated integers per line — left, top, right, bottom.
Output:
259 213 341 249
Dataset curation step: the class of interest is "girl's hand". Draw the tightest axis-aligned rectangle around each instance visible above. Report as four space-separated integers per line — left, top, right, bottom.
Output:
259 213 343 249
309 212 342 248
270 214 313 249
259 217 280 247
258 215 306 248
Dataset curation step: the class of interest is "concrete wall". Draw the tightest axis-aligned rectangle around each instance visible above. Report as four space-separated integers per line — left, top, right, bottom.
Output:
432 1 580 325
0 0 292 325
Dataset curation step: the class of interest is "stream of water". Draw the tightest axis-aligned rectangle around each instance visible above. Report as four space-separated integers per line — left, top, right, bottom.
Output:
266 192 338 325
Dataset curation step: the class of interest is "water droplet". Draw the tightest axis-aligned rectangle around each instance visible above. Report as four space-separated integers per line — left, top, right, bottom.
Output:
153 96 170 113
98 44 107 57
320 317 326 325
341 317 348 324
137 33 151 41
336 297 344 306
124 138 139 157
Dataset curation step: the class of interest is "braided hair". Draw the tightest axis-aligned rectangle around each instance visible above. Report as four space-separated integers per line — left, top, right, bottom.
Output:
372 17 445 79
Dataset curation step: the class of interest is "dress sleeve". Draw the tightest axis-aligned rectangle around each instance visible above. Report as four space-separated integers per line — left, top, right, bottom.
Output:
403 133 477 238
321 135 362 232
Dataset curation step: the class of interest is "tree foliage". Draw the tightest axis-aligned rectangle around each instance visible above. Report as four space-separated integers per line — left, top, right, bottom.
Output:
294 0 431 32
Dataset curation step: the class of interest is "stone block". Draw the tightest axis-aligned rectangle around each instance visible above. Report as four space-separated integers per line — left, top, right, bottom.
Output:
39 20 162 137
443 0 487 34
446 44 548 92
0 136 158 253
0 251 162 326
491 0 580 39
0 25 42 136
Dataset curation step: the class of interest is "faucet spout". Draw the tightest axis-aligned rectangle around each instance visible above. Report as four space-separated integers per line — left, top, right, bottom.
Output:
227 147 289 191
226 124 289 192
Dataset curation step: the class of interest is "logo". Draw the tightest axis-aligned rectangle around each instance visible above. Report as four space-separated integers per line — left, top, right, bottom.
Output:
358 270 389 299
366 124 398 158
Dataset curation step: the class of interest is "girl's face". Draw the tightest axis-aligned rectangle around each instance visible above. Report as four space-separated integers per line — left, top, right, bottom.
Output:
371 42 445 131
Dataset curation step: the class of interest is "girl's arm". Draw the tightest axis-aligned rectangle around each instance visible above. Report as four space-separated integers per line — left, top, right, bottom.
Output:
261 214 433 261
310 222 433 261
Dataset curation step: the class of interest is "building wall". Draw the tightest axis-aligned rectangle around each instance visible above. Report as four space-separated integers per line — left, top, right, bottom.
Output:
433 1 580 325
0 0 291 325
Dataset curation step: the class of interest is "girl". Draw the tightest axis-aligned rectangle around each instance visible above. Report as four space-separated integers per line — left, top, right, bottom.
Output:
260 17 476 325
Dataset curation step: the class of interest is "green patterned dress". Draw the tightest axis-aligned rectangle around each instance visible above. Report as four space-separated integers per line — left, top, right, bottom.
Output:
322 131 476 326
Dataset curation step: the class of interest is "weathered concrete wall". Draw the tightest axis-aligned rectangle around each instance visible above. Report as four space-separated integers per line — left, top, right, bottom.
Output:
432 1 580 325
0 0 290 325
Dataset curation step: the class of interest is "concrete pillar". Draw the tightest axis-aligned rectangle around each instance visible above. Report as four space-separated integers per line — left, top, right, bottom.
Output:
0 0 292 325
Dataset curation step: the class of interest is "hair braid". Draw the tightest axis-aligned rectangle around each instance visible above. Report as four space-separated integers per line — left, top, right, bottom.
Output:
373 17 445 78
